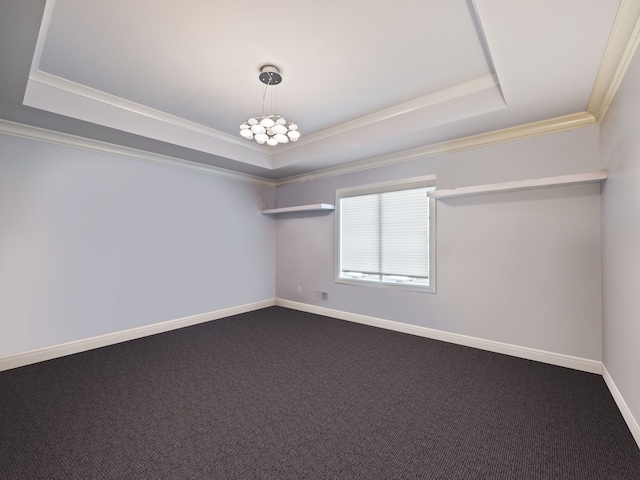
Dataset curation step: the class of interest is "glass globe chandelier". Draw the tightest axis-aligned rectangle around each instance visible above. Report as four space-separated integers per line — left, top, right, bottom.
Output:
239 65 300 146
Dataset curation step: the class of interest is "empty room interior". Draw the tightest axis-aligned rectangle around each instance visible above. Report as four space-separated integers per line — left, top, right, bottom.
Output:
2 0 640 478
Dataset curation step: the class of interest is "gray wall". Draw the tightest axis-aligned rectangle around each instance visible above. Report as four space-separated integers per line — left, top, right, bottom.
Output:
600 46 640 426
276 126 602 360
0 133 275 357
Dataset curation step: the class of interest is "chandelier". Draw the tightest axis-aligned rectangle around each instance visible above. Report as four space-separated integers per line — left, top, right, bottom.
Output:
240 65 300 146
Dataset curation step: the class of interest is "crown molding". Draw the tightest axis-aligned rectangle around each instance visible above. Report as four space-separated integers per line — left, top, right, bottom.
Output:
587 0 640 122
0 119 276 187
28 70 266 154
275 74 501 152
275 112 596 186
0 111 595 190
24 71 274 170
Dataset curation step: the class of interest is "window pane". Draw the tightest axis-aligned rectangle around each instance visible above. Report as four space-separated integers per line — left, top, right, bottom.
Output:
381 188 429 279
340 194 380 274
339 184 432 287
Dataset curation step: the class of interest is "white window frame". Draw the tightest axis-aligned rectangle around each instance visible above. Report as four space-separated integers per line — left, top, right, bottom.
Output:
335 175 437 293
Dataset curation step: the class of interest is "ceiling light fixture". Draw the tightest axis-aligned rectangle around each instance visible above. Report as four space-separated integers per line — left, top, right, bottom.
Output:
240 65 300 146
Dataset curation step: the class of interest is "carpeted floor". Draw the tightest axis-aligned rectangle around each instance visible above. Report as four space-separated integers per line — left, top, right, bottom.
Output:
1 306 639 479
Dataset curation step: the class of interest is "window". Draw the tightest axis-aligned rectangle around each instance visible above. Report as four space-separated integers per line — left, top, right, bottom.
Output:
336 176 436 293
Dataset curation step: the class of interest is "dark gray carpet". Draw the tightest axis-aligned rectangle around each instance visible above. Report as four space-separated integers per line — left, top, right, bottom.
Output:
1 306 639 479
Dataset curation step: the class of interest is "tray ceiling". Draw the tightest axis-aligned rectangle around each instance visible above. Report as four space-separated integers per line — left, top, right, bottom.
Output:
0 0 628 179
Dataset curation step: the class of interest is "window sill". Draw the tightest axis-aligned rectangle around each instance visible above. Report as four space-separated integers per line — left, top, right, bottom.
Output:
336 277 435 294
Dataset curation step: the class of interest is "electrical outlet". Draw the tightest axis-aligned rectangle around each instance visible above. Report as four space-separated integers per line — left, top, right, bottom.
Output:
316 291 328 302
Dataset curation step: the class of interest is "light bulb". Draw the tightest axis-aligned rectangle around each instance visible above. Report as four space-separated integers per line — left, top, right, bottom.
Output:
287 130 300 140
248 118 258 125
260 118 275 128
255 133 269 143
275 117 286 125
240 129 253 139
288 123 298 131
274 133 288 143
266 137 278 146
272 125 287 135
251 125 266 135
240 123 250 130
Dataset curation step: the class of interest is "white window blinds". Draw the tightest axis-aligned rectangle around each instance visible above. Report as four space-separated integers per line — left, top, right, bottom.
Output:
339 186 432 286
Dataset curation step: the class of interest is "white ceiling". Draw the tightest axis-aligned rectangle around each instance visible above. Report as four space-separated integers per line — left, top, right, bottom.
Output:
0 0 630 180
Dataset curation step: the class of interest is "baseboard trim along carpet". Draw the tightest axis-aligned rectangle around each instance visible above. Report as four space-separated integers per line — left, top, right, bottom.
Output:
274 300 640 449
0 299 276 372
603 366 640 448
2 300 638 452
276 299 602 375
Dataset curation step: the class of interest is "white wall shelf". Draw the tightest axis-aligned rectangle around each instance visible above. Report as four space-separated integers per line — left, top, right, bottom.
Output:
261 203 335 215
429 171 608 199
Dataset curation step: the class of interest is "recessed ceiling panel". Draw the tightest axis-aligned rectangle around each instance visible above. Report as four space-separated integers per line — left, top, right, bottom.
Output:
38 0 494 136
10 0 630 179
474 0 620 114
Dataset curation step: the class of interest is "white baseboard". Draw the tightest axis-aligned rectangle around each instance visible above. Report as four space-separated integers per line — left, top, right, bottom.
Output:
602 366 640 449
276 299 603 374
1 297 602 376
279 299 640 449
3 298 637 450
0 299 276 372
